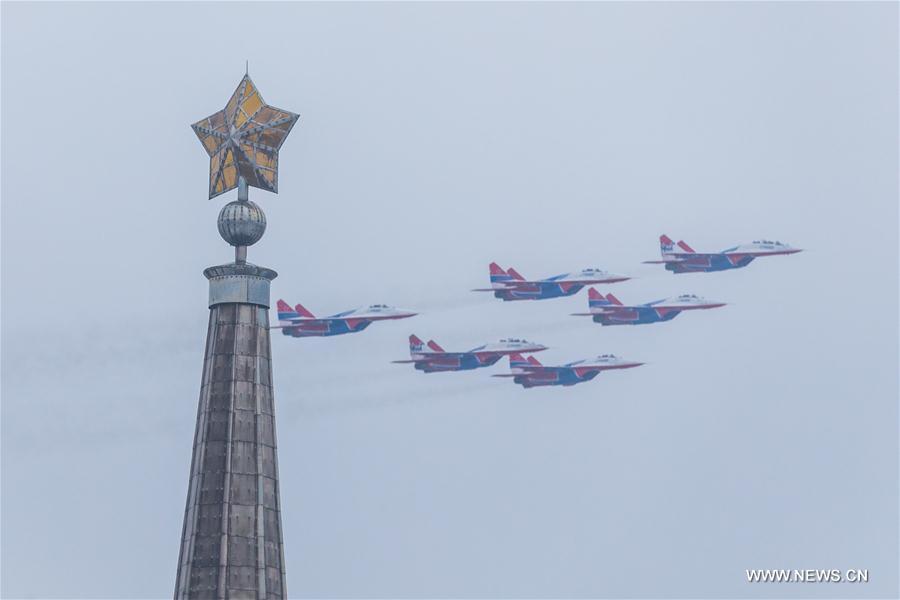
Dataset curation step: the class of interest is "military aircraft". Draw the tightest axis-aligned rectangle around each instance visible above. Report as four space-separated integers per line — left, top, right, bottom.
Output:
572 288 725 326
493 353 644 388
393 335 547 373
273 300 416 337
645 235 801 273
473 262 629 301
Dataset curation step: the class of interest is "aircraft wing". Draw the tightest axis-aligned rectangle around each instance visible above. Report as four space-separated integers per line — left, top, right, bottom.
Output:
572 366 602 377
273 314 400 329
399 352 467 360
474 280 543 289
332 314 410 322
270 318 329 329
478 279 609 290
572 306 634 316
545 277 627 285
580 278 625 284
491 366 542 377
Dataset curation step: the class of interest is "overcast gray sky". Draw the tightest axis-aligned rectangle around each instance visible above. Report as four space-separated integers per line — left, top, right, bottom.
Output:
2 2 898 598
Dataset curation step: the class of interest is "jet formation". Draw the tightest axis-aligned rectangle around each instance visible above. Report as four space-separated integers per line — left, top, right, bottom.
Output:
275 234 801 390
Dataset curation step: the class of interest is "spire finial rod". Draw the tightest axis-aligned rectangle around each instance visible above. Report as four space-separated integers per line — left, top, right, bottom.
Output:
238 176 248 202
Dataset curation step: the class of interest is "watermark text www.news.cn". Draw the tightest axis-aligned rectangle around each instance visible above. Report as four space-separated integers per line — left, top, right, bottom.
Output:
746 569 869 583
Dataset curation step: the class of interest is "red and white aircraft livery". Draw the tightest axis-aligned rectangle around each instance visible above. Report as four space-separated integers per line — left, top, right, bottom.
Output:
474 263 630 301
494 353 644 388
572 288 726 326
393 335 547 373
274 300 416 338
645 235 801 274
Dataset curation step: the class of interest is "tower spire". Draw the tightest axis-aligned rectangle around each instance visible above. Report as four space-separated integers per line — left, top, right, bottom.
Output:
176 73 298 599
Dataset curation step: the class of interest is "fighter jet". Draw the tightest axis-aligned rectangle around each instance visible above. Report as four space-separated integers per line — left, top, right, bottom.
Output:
393 335 547 373
572 288 726 326
273 300 416 337
473 262 629 301
645 235 801 273
493 353 644 388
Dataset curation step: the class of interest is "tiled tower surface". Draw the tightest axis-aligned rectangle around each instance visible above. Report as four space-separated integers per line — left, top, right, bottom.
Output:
175 264 286 599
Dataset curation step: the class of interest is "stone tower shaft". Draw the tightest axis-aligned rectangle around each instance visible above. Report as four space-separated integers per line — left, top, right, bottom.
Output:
175 265 286 599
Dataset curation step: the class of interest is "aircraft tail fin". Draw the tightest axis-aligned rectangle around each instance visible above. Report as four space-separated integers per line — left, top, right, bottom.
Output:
660 234 677 256
588 287 615 308
509 353 530 369
409 335 426 354
276 300 298 321
427 340 445 353
677 240 695 253
527 356 543 366
605 293 623 306
506 267 526 281
489 262 512 288
293 303 315 318
488 263 509 283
